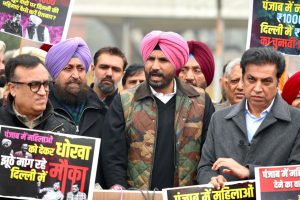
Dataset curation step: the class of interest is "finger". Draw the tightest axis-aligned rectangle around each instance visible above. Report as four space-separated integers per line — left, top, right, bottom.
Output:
216 175 227 189
223 168 233 176
212 159 228 170
209 177 221 190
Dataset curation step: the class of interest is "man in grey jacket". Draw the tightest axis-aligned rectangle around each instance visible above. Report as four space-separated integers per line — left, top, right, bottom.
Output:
197 47 300 189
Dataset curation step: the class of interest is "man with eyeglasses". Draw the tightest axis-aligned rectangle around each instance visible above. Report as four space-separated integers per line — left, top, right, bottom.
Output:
0 54 75 133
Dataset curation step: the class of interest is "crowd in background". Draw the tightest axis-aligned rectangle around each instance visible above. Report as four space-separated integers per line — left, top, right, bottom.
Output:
0 29 300 195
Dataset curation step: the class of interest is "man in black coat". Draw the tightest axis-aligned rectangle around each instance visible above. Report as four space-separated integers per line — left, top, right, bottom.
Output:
1 54 75 133
45 37 106 188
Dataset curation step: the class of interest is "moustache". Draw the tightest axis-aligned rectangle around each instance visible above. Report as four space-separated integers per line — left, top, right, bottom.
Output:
101 77 114 84
66 79 82 85
149 70 164 78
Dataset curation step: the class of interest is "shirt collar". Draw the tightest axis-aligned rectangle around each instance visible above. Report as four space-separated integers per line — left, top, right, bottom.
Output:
150 79 177 96
245 98 275 118
13 101 43 128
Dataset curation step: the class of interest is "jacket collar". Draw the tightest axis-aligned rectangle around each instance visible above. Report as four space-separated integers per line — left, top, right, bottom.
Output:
225 93 291 122
6 94 54 121
134 77 201 101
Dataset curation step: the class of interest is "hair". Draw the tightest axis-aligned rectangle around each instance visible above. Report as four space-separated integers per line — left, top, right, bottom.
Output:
5 54 44 82
93 47 128 70
0 41 6 54
224 58 241 77
13 11 21 16
122 64 144 86
72 183 80 188
240 47 285 80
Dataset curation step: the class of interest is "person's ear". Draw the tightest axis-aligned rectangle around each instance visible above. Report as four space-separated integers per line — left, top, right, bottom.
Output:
7 82 16 97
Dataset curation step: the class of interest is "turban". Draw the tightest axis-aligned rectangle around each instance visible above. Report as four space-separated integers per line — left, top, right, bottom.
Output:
45 37 92 79
13 47 47 63
281 71 300 105
140 30 189 72
187 40 215 86
29 15 42 26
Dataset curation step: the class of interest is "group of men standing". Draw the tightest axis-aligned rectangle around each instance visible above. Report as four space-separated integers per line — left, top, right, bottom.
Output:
1 28 300 197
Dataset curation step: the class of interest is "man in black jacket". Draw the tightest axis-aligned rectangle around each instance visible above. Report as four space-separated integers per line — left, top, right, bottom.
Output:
0 54 75 133
45 37 106 188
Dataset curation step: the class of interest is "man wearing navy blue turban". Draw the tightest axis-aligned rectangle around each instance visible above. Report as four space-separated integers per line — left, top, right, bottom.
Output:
45 37 107 188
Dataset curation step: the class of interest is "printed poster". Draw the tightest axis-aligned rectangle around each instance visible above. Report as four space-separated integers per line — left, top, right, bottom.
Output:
162 180 256 200
247 0 300 55
255 165 300 200
0 125 100 200
0 0 75 44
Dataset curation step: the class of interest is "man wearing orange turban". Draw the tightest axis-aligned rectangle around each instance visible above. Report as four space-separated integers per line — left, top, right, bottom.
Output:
102 30 215 190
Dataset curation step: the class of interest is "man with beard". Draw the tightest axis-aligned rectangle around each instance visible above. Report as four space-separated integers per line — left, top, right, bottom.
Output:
102 31 214 190
91 47 127 108
178 40 215 90
1 11 23 37
45 37 106 187
0 41 6 99
66 183 87 200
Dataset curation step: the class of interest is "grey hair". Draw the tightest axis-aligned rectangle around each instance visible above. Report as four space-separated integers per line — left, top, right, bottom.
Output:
0 41 6 54
224 57 241 77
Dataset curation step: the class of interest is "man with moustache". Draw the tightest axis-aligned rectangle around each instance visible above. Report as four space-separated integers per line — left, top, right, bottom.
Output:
102 31 213 190
1 11 23 37
0 54 74 133
178 40 215 90
45 37 106 187
91 47 127 108
198 47 300 190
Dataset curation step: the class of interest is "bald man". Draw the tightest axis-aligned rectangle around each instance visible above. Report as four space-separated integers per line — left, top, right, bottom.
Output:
102 31 214 190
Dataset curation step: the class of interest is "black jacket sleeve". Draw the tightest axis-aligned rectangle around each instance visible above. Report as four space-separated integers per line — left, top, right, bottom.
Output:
101 94 128 188
200 92 215 151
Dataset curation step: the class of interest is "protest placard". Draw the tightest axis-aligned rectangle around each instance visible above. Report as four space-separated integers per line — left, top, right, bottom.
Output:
0 125 100 200
0 0 74 44
162 180 255 200
247 0 300 55
255 165 300 200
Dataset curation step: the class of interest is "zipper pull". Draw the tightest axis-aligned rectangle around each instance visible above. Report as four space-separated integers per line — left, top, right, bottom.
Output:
76 125 79 134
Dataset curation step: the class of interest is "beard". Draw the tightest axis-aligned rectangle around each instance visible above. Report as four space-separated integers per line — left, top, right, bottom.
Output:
0 75 6 87
95 77 116 94
54 79 88 106
146 69 175 90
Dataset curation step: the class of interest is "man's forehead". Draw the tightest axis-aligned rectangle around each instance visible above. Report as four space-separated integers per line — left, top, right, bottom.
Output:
149 50 167 58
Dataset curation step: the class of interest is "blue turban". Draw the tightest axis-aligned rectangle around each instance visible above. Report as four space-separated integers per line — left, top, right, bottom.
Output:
45 37 92 79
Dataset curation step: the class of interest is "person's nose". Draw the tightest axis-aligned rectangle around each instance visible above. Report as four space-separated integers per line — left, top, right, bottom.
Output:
152 59 161 70
253 81 262 93
71 69 80 79
185 69 194 80
237 79 244 91
106 67 113 77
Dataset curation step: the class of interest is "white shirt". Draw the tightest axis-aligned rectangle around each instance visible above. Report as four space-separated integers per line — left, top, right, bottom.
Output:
149 79 177 104
245 99 274 142
25 26 50 43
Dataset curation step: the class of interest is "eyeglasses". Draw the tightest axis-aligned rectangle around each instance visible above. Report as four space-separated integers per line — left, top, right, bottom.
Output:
11 80 54 93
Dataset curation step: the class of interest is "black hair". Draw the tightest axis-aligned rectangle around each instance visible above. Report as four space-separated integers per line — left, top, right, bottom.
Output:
240 47 285 80
122 64 144 86
5 54 44 82
93 47 127 70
